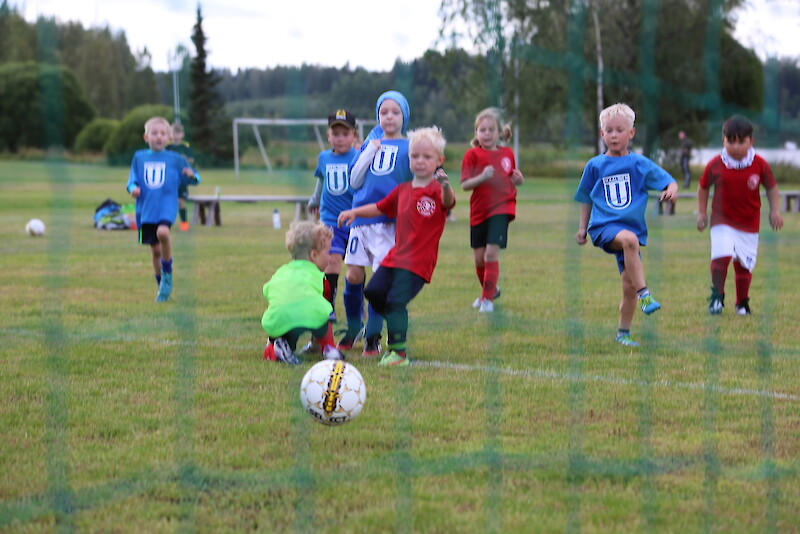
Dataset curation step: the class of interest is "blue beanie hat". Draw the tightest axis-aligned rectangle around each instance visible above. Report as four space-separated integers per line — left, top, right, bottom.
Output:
375 90 410 134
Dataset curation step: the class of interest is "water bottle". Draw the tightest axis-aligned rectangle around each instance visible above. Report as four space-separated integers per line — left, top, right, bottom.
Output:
272 208 281 229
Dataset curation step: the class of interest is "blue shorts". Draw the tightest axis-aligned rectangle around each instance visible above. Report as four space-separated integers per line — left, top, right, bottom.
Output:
328 224 350 257
591 224 642 274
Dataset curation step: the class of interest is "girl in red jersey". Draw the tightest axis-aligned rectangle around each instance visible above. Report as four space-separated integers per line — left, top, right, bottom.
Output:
697 115 783 316
460 108 525 313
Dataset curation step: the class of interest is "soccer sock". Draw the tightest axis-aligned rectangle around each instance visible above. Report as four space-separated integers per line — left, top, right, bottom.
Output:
325 273 339 307
365 303 383 339
710 256 731 294
316 322 336 348
475 264 485 287
388 342 406 357
482 261 499 300
179 208 187 223
343 280 364 334
617 328 631 338
161 258 173 274
155 274 161 286
733 261 752 305
636 287 650 298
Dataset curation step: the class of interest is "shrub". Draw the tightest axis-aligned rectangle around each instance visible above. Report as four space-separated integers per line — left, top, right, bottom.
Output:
104 104 172 165
74 118 119 153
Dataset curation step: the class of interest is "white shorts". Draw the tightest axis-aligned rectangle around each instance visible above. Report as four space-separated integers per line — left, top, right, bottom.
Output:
344 223 395 271
710 224 758 272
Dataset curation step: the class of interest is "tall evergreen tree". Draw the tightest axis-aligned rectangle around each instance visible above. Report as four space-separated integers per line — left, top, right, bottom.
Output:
189 4 226 161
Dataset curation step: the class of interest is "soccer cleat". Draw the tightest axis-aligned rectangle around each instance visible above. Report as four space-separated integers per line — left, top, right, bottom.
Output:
379 350 409 367
708 288 724 315
479 299 494 313
273 337 300 365
736 298 751 316
638 293 660 314
472 286 501 308
336 324 365 351
362 335 382 357
155 272 172 302
322 345 345 361
263 342 277 361
296 339 321 356
615 334 640 347
179 221 189 232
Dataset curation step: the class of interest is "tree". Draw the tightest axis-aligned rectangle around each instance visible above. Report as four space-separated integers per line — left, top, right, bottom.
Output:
189 4 230 164
0 62 95 151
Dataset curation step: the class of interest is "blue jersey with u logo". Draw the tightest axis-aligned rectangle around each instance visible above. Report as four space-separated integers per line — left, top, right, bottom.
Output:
315 148 358 227
574 152 674 245
127 149 199 227
350 138 412 227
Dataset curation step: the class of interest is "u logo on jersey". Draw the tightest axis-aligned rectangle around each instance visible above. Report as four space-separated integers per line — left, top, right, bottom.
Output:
325 163 350 196
144 161 166 189
602 173 632 210
370 145 399 176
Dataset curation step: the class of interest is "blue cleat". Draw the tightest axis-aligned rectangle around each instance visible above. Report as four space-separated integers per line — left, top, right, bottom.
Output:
638 294 661 315
156 272 172 302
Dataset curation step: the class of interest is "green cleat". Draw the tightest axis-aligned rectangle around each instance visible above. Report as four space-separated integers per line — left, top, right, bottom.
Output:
379 350 409 367
615 334 640 347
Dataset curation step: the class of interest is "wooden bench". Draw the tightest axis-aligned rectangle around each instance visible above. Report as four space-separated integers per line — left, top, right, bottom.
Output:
188 195 309 227
651 190 800 215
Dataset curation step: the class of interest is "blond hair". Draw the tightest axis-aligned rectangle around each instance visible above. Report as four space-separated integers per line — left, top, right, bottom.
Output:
599 103 636 130
471 107 512 148
285 220 332 260
407 126 446 156
144 116 171 134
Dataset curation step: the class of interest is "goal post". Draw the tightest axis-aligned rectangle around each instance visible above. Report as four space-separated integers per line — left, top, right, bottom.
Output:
232 118 375 178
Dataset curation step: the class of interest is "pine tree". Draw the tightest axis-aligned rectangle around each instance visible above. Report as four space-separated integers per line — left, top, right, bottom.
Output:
189 4 226 162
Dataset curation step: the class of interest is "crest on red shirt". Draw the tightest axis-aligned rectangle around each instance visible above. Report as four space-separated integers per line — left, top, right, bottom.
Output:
501 157 512 173
747 174 760 190
416 196 436 217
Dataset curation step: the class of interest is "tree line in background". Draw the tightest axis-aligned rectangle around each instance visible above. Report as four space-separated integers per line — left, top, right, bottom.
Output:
0 0 799 167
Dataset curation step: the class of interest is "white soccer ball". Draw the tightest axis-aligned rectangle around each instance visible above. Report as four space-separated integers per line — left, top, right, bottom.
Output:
299 360 366 426
25 218 46 237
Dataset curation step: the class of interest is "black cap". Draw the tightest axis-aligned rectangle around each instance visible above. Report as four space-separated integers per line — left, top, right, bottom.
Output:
328 109 357 130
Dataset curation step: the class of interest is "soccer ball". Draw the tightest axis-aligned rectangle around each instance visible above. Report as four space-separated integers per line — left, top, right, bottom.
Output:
299 360 366 426
25 218 46 237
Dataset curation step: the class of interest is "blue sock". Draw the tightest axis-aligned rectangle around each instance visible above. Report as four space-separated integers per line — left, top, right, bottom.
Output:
343 280 364 334
161 258 173 274
155 274 162 286
365 303 383 339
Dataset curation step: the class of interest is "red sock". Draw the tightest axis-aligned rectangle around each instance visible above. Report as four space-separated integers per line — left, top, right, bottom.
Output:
733 261 752 305
482 261 499 300
710 256 731 295
315 322 335 349
475 265 485 287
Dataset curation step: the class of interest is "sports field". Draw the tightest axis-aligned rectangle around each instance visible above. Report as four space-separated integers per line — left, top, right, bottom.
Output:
2 160 799 532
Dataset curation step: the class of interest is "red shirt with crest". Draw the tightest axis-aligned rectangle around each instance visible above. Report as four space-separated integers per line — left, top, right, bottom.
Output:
699 154 776 233
460 146 518 226
376 180 452 283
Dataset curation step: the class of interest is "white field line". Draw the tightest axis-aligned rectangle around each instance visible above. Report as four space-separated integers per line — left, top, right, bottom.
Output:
413 360 800 402
10 328 797 402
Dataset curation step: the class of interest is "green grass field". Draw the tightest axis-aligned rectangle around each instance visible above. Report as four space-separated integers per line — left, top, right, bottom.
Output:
1 160 799 533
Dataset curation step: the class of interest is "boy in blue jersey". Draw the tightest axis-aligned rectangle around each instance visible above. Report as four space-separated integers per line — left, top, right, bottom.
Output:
167 121 196 231
574 103 677 347
307 109 359 325
338 91 413 356
127 116 200 302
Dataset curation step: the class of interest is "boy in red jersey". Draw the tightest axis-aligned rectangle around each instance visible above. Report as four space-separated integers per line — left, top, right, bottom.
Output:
338 127 455 366
697 115 783 315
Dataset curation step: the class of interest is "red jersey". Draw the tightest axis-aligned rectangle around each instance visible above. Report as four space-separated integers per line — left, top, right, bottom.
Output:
699 154 776 232
460 146 518 226
376 180 453 283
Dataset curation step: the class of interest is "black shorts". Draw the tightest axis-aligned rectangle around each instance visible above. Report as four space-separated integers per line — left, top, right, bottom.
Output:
138 221 172 245
470 214 511 249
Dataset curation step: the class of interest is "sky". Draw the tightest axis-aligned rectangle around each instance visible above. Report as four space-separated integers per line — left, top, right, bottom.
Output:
16 0 800 73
